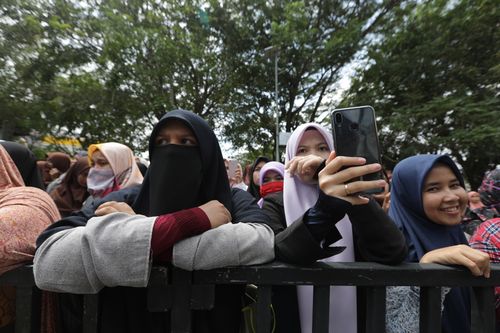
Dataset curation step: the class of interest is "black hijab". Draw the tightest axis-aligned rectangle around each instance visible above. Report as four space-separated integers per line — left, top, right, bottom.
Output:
133 109 232 215
0 141 45 189
247 156 270 199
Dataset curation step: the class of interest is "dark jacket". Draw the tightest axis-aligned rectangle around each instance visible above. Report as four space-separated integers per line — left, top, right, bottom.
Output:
262 191 407 265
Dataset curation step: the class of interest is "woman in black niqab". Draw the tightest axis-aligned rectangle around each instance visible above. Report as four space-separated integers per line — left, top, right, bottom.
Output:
35 109 269 333
133 109 232 216
100 110 248 333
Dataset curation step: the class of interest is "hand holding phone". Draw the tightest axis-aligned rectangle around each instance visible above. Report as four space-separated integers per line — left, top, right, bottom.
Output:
318 152 387 205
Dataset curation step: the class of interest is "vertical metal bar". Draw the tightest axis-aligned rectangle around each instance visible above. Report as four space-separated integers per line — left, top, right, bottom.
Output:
256 285 272 333
83 294 99 333
191 285 214 310
312 285 330 333
274 53 280 161
147 267 172 312
15 286 34 333
365 286 386 333
471 286 495 333
419 286 441 333
171 268 192 333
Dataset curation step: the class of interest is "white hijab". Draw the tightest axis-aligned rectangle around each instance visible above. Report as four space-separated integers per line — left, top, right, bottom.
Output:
284 123 356 333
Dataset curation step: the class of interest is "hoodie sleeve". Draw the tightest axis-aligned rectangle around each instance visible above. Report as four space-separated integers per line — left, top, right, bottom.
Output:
34 212 155 294
172 222 275 271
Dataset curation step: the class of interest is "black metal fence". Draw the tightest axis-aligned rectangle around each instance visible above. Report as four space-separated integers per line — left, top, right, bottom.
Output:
2 262 499 333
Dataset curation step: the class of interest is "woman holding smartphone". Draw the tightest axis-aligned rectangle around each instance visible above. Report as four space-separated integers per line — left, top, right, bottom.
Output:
262 122 407 333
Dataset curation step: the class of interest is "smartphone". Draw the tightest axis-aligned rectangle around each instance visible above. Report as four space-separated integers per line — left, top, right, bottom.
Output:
331 105 384 194
227 159 238 179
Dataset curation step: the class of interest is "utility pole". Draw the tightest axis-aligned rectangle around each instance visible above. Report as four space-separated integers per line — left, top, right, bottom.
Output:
263 46 280 161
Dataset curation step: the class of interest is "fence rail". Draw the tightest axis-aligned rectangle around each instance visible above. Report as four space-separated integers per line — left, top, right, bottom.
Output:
146 262 500 333
1 262 499 333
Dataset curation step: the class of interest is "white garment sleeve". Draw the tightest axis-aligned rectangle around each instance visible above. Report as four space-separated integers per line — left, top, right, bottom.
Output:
34 213 156 294
173 222 275 271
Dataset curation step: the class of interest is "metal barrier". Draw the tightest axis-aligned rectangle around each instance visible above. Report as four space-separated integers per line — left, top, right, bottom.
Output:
145 262 500 333
3 262 499 333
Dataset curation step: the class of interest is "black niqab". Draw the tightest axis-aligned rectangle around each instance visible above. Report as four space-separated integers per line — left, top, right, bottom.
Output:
133 109 232 215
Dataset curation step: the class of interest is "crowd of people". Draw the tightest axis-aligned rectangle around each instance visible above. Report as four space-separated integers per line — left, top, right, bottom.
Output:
0 109 498 333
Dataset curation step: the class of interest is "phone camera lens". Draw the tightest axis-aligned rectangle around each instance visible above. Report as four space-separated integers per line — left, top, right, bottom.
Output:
335 112 342 124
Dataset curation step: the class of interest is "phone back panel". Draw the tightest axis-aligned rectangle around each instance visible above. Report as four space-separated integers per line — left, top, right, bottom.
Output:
331 106 383 185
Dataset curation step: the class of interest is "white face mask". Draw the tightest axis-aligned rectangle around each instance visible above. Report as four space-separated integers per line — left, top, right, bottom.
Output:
86 167 115 192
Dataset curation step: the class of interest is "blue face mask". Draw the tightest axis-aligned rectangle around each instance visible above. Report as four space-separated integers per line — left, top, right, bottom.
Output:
86 167 115 193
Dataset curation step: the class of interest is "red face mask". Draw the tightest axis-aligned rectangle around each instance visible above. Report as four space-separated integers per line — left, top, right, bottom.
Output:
260 181 284 198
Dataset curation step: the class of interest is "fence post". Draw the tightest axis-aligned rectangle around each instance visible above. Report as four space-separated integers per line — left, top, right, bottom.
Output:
83 294 99 333
365 286 386 333
471 286 495 333
15 286 39 333
171 268 193 333
312 285 330 333
256 285 272 333
419 286 441 333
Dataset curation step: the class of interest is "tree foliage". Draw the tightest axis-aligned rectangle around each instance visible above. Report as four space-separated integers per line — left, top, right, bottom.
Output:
342 0 500 188
1 0 497 176
1 0 396 160
208 0 398 159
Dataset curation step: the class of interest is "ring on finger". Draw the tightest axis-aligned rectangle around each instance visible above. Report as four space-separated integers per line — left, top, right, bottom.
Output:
344 183 351 196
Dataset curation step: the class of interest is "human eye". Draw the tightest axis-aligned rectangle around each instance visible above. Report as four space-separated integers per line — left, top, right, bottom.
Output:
181 137 198 146
450 181 462 189
425 185 439 193
275 175 283 181
319 145 329 152
97 159 109 167
263 176 270 183
296 147 307 156
154 137 169 146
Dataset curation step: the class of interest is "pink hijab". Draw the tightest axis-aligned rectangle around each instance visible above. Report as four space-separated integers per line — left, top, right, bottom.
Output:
0 145 60 275
284 123 356 333
88 142 144 189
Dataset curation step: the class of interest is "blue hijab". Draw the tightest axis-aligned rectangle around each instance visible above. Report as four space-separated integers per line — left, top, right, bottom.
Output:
389 154 470 333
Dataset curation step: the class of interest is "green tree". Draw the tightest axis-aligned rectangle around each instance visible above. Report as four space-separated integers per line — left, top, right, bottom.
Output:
209 0 400 158
342 0 500 188
0 0 110 146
